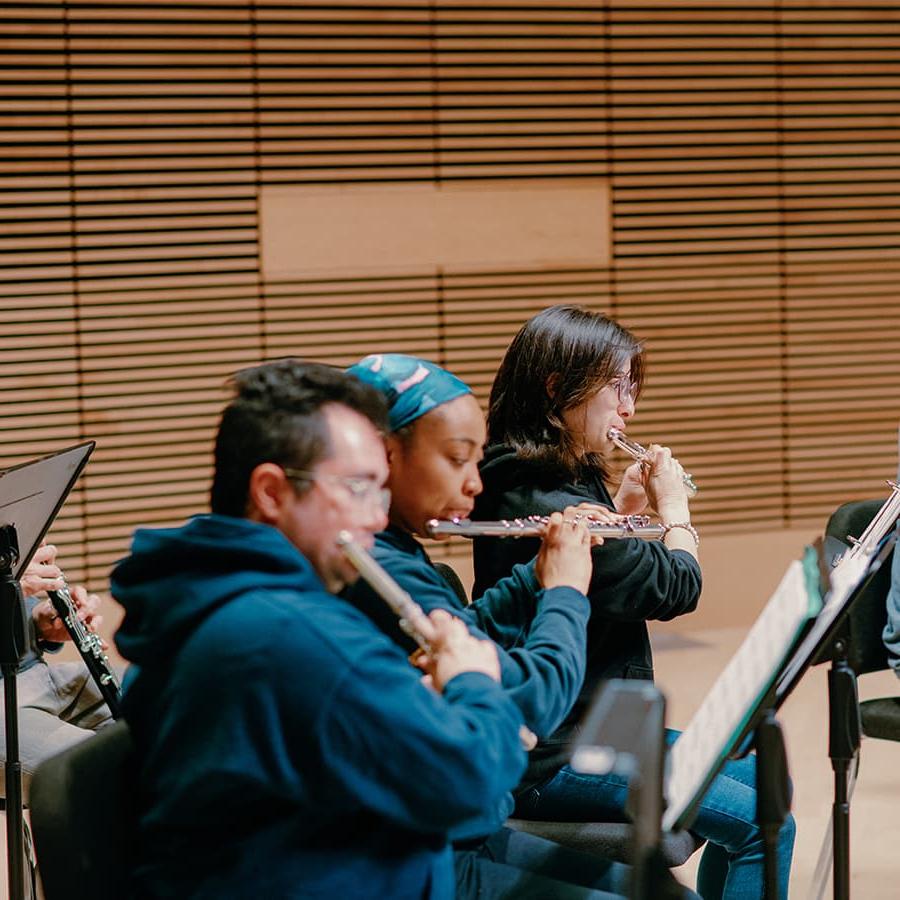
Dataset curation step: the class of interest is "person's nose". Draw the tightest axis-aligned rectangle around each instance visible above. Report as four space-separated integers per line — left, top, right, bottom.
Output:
369 504 389 533
363 489 390 532
618 393 636 419
463 465 482 497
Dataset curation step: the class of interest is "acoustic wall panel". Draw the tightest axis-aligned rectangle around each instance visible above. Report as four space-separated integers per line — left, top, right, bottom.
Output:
2 1 900 586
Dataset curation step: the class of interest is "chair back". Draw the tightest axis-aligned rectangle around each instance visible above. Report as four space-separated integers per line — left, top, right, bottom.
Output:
29 719 136 900
432 560 469 606
823 498 897 676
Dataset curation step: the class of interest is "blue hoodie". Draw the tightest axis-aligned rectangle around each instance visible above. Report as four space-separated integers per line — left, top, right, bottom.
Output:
345 526 590 844
348 526 590 743
112 514 526 900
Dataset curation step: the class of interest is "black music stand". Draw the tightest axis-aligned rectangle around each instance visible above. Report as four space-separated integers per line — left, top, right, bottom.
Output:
661 542 832 900
570 680 687 900
775 527 898 900
0 442 95 900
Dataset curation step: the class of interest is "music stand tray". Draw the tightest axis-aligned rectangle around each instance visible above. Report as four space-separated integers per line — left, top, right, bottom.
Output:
0 441 95 581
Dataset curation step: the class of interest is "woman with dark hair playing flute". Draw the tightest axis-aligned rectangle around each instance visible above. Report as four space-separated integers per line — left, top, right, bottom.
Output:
474 305 795 900
344 352 655 900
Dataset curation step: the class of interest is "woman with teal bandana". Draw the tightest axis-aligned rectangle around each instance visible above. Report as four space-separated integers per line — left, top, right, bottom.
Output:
346 353 596 740
344 353 697 899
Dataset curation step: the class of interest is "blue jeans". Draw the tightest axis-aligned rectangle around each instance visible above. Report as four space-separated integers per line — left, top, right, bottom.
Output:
454 826 633 899
515 729 796 900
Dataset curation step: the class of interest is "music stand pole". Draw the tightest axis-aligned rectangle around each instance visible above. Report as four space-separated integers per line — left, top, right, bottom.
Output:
627 690 685 900
0 525 29 900
754 707 792 900
827 638 858 900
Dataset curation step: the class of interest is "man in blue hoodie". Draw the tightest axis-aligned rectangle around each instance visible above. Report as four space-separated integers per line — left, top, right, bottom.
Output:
111 359 529 900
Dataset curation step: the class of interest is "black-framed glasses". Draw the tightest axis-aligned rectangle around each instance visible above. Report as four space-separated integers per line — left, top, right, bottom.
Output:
282 467 391 512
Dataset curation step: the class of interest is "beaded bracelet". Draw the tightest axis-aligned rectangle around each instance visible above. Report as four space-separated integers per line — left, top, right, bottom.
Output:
661 521 699 548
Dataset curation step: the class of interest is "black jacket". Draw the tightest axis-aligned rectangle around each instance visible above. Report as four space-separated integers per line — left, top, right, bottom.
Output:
473 444 702 790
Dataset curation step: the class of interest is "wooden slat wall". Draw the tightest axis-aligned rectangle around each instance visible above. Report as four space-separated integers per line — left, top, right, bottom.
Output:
607 3 787 527
781 2 900 517
2 0 900 587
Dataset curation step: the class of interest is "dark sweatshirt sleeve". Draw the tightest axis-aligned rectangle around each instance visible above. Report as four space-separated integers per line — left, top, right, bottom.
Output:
466 559 539 645
371 549 591 738
474 479 701 624
585 540 700 622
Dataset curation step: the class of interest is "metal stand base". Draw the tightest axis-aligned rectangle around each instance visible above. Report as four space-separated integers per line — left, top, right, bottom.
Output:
755 708 792 900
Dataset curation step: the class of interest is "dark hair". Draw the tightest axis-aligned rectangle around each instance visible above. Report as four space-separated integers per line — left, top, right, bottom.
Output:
210 359 389 516
487 305 645 478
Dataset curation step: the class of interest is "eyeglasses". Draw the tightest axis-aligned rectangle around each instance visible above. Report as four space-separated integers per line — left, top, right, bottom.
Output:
282 467 391 513
608 375 637 405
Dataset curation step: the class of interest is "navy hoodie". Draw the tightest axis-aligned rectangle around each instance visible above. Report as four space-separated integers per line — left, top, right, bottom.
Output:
112 514 526 900
350 526 590 743
345 525 591 840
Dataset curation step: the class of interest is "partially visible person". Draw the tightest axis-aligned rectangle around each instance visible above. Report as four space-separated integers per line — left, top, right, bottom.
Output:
346 353 597 742
345 353 651 900
882 464 900 676
0 541 113 795
111 359 529 900
474 305 795 900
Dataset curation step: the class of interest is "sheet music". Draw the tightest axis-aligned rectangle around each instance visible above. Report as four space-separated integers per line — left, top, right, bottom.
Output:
662 552 821 832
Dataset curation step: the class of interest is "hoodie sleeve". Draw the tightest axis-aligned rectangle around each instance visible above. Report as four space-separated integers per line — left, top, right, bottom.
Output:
302 624 527 835
364 545 591 739
583 539 700 622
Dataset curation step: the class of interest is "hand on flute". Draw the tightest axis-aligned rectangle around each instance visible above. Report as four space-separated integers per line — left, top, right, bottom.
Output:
614 444 691 518
413 610 538 750
412 608 501 692
534 509 597 595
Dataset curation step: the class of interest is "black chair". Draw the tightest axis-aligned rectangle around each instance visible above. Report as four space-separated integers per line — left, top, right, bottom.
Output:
431 560 702 867
432 561 470 607
29 719 136 900
823 498 900 741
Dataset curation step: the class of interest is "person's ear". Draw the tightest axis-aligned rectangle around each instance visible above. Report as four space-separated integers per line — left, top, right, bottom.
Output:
545 373 560 400
246 462 291 524
384 432 403 466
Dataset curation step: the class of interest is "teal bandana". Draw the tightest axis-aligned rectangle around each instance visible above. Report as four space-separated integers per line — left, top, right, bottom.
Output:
347 354 472 432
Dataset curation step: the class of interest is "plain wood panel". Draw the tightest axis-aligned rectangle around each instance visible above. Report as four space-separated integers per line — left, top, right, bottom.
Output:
260 180 611 277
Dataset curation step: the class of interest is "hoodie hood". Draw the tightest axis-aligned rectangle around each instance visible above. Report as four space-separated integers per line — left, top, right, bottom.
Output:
112 514 323 665
479 442 523 490
479 442 605 496
479 442 576 496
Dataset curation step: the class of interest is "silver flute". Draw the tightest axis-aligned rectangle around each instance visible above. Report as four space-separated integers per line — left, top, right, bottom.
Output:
607 427 699 497
425 515 666 540
336 530 538 750
337 530 434 652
